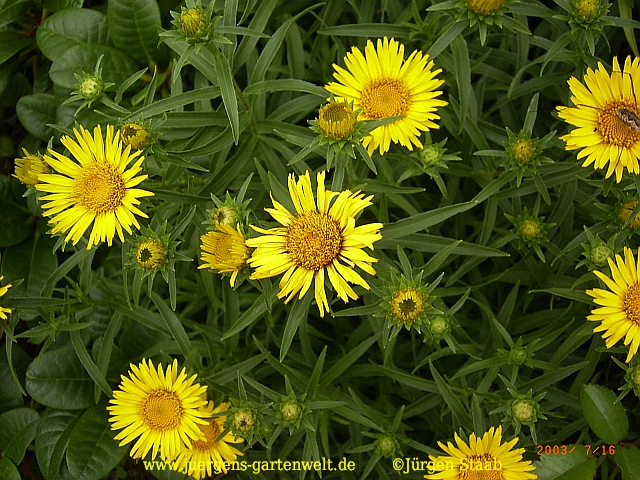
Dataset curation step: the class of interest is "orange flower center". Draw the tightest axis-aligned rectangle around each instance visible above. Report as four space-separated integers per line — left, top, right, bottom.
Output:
192 419 222 451
285 211 343 271
361 79 410 119
596 101 640 148
624 282 640 325
140 389 184 431
460 454 504 480
76 163 126 214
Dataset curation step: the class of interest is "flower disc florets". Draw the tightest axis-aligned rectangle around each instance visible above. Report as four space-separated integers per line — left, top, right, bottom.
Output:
506 208 553 257
570 0 607 26
508 397 539 425
317 100 358 140
168 0 218 45
121 122 151 150
275 394 307 433
380 271 438 333
203 192 250 232
466 0 506 15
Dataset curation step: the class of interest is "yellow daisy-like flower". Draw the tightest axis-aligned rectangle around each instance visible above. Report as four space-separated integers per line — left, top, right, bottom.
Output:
35 124 154 249
171 401 243 479
317 100 358 140
245 171 382 317
467 0 505 15
425 426 536 480
557 56 640 182
120 122 150 150
13 149 50 186
390 287 425 324
586 246 640 362
326 37 447 155
198 224 249 287
0 276 12 321
135 238 167 270
107 358 210 461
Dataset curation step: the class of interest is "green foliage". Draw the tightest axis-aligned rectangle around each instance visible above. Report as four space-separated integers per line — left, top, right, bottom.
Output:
0 0 640 479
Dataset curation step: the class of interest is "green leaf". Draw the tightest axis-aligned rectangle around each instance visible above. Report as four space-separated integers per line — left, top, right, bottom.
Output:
0 457 20 480
0 31 31 65
43 0 83 11
49 44 137 89
36 9 108 61
244 78 326 97
1 235 57 296
35 409 80 480
70 327 112 399
451 34 470 134
322 334 380 385
534 446 597 480
16 93 58 141
429 361 473 428
0 177 32 247
150 291 193 358
221 293 269 340
581 384 629 444
0 408 39 464
66 406 127 480
427 21 466 59
318 23 410 38
210 47 240 144
615 446 640 480
25 348 94 410
382 201 478 240
0 350 26 414
0 0 30 29
280 292 312 362
107 0 161 64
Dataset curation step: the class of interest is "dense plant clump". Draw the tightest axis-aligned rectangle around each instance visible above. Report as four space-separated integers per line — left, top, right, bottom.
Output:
1 0 639 479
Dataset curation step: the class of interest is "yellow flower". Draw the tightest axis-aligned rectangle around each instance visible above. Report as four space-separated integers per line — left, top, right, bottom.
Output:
326 37 447 155
120 122 150 150
390 287 425 324
246 171 382 317
425 426 536 480
467 0 505 15
619 200 640 229
586 246 640 362
557 56 640 182
135 238 167 270
107 358 210 461
35 125 154 249
198 224 249 287
317 100 358 140
13 149 51 186
0 276 11 321
171 401 243 479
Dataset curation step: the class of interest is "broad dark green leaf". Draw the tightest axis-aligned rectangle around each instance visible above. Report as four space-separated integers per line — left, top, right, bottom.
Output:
0 176 33 247
534 446 596 480
49 44 137 89
615 446 640 480
0 457 20 480
2 235 57 296
25 348 94 410
36 9 108 61
0 0 30 29
66 406 126 480
35 409 80 480
0 31 32 65
107 0 161 64
581 384 629 444
15 93 58 141
43 0 83 11
0 408 39 464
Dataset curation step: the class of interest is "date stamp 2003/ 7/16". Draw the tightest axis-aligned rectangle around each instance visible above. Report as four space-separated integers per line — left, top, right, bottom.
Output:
536 445 616 456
